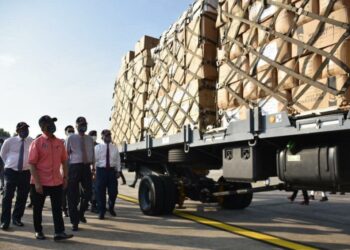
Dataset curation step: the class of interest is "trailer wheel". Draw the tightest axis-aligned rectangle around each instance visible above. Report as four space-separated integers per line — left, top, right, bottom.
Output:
159 176 177 214
218 177 253 210
138 175 164 216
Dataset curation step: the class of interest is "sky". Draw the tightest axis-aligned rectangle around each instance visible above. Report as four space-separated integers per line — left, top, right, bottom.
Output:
0 0 193 139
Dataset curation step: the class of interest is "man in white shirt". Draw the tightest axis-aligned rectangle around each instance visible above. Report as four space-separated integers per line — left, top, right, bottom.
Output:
0 122 33 230
94 129 121 220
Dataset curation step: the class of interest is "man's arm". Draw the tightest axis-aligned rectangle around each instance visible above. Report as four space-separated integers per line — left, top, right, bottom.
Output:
62 160 68 189
115 146 121 172
30 164 43 194
0 139 10 162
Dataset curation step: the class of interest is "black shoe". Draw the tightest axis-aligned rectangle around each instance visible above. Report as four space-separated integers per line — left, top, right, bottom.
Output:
320 197 328 202
79 216 87 223
98 214 105 220
63 210 69 217
35 232 46 240
109 209 116 217
1 223 9 231
54 232 74 241
27 203 33 208
121 182 126 185
72 224 79 231
128 184 136 188
13 220 24 227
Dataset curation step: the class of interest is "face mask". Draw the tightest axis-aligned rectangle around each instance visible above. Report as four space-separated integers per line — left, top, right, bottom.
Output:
78 125 87 133
47 123 56 134
68 132 74 136
92 136 97 142
103 136 112 144
19 129 29 139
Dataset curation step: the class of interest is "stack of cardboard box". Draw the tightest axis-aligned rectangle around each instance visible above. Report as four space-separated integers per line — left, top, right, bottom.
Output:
111 36 159 144
144 0 218 138
111 51 135 144
216 0 350 127
291 2 350 113
112 0 350 144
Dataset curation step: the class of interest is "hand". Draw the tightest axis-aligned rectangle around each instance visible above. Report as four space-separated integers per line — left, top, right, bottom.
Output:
63 178 68 190
35 183 43 194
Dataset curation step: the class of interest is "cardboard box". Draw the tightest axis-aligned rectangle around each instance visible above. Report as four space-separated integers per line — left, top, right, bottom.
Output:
292 74 350 113
222 0 245 23
278 59 299 90
243 27 259 48
322 39 350 78
249 1 279 23
217 46 228 63
123 51 135 64
224 19 249 41
275 9 295 34
135 35 159 56
187 15 217 52
193 0 218 16
217 87 229 109
227 81 243 109
299 53 322 79
257 68 278 98
292 7 350 57
243 68 277 100
319 0 350 16
258 18 274 46
219 56 249 84
254 38 292 72
294 0 319 26
243 77 259 100
218 81 243 110
216 4 226 28
229 35 243 60
221 106 249 127
258 95 290 116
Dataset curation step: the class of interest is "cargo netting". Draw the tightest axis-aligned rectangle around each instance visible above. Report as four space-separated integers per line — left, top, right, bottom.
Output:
217 0 350 126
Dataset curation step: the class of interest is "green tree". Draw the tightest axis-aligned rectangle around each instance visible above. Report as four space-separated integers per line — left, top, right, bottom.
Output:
0 128 10 138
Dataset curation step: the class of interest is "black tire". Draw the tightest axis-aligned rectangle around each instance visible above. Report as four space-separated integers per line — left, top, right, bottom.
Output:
218 177 253 210
138 175 164 216
160 176 177 214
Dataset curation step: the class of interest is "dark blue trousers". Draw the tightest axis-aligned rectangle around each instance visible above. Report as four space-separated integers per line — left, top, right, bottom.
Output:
96 167 118 215
1 169 30 225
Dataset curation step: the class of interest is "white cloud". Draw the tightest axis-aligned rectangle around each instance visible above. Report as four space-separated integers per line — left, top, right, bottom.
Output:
0 54 17 68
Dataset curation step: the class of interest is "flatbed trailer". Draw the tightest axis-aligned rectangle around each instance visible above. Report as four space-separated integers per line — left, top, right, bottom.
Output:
121 108 350 215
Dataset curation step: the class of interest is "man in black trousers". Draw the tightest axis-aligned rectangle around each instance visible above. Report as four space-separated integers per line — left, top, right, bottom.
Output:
0 122 33 230
94 129 120 219
66 117 94 231
29 115 73 240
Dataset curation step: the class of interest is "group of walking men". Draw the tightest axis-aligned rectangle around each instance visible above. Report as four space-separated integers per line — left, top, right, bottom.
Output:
0 115 122 241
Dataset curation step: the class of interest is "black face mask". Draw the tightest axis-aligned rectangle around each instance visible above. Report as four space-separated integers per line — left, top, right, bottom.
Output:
18 129 29 139
103 135 112 144
78 125 87 133
47 123 56 134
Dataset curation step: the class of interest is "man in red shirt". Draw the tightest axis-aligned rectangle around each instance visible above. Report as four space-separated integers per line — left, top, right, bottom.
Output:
29 115 73 241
